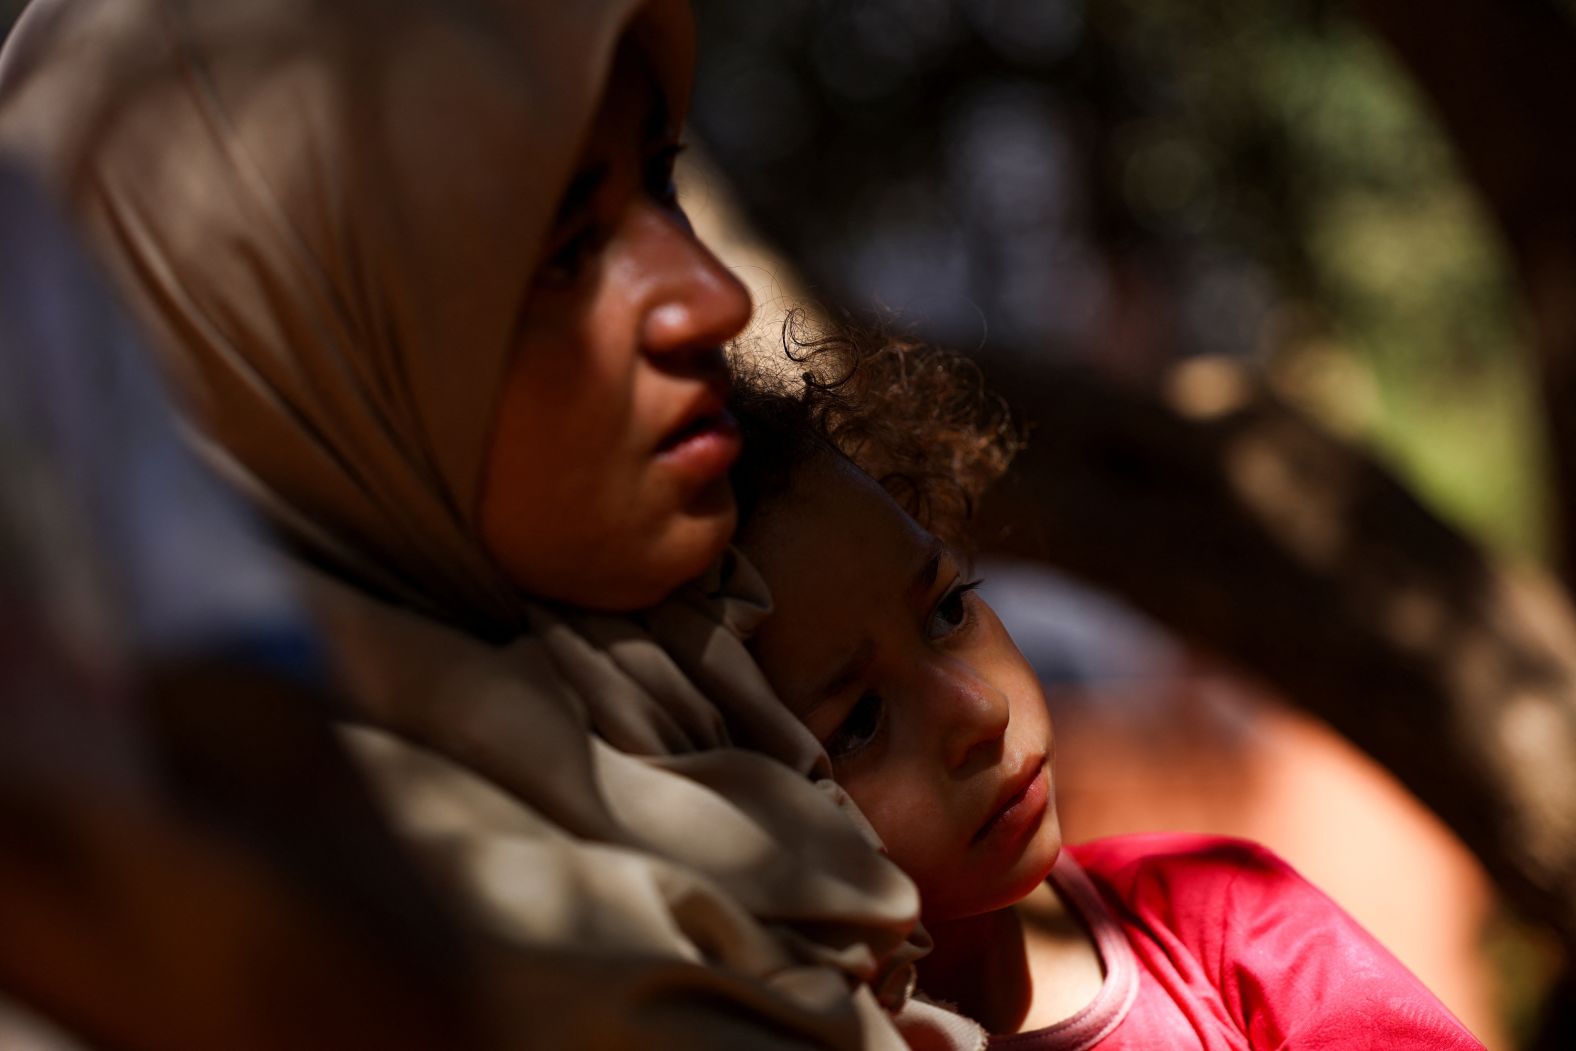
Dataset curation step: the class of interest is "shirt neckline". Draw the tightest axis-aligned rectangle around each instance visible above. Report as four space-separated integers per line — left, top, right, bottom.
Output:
989 849 1140 1050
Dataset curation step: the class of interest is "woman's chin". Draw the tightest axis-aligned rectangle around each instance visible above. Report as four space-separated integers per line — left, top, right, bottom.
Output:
491 487 739 612
656 488 740 581
590 508 739 611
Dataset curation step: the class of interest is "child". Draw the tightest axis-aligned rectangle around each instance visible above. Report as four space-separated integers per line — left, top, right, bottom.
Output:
728 324 1486 1049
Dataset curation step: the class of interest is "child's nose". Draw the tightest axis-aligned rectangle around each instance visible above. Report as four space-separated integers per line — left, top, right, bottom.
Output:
939 664 1011 772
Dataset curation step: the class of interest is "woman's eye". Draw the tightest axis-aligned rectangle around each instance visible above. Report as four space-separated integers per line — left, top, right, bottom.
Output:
927 579 982 640
824 693 883 760
645 143 685 210
535 227 601 287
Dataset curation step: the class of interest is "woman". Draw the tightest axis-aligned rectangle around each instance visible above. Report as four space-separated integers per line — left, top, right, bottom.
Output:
0 1 983 1047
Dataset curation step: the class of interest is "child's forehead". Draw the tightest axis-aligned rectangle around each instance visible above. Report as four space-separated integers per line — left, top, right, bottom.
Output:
772 452 920 536
746 454 946 597
741 454 954 705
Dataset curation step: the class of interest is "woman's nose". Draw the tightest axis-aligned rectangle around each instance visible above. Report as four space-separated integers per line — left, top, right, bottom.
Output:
936 663 1011 772
632 204 753 359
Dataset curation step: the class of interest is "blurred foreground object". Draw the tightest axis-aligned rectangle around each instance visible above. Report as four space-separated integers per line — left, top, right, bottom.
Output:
0 162 475 1049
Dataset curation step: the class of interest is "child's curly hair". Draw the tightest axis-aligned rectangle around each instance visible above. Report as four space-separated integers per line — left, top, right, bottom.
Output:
729 311 1024 554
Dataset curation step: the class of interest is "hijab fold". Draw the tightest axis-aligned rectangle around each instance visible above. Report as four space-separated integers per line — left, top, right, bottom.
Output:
0 1 986 1046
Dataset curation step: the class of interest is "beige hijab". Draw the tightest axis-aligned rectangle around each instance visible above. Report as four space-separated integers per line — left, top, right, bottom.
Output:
0 1 983 1047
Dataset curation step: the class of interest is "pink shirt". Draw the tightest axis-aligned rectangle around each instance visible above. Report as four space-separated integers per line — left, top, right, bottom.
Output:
990 834 1485 1050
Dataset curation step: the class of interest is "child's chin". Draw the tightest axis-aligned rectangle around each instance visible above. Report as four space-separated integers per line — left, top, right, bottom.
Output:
934 859 1063 922
999 825 1064 901
1007 855 1061 905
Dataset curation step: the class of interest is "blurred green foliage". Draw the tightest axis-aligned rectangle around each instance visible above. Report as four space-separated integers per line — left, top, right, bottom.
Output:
691 0 1548 559
1098 0 1543 557
1275 19 1543 559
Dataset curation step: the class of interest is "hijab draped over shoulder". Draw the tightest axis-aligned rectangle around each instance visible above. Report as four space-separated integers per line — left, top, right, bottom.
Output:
0 1 985 1047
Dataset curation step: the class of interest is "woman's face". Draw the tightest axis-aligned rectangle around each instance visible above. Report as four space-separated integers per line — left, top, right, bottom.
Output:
478 43 752 611
740 453 1062 924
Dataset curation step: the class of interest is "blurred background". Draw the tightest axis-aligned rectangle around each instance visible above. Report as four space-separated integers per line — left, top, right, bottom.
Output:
687 0 1540 553
679 1 1576 1048
5 0 1576 1048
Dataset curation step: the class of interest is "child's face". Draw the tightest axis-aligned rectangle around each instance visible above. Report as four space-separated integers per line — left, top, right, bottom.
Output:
740 453 1061 923
478 42 752 611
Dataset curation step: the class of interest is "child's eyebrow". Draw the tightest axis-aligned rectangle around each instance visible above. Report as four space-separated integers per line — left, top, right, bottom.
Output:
908 546 945 608
810 638 874 709
804 543 946 711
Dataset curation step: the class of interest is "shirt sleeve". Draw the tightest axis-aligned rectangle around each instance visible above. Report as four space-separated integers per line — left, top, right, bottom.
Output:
1074 834 1487 1051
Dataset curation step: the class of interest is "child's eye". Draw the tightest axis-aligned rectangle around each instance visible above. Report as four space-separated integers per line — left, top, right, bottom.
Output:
824 692 884 760
927 578 983 641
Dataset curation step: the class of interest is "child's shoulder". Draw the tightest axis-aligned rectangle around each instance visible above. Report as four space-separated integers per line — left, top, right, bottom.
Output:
1066 831 1291 885
1062 832 1314 933
1057 836 1486 1050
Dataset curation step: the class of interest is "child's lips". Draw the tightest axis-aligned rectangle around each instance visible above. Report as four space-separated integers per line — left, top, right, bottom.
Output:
972 758 1049 846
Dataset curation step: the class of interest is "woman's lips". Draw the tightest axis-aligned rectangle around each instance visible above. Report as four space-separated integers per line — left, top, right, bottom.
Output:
654 407 742 485
972 759 1049 847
